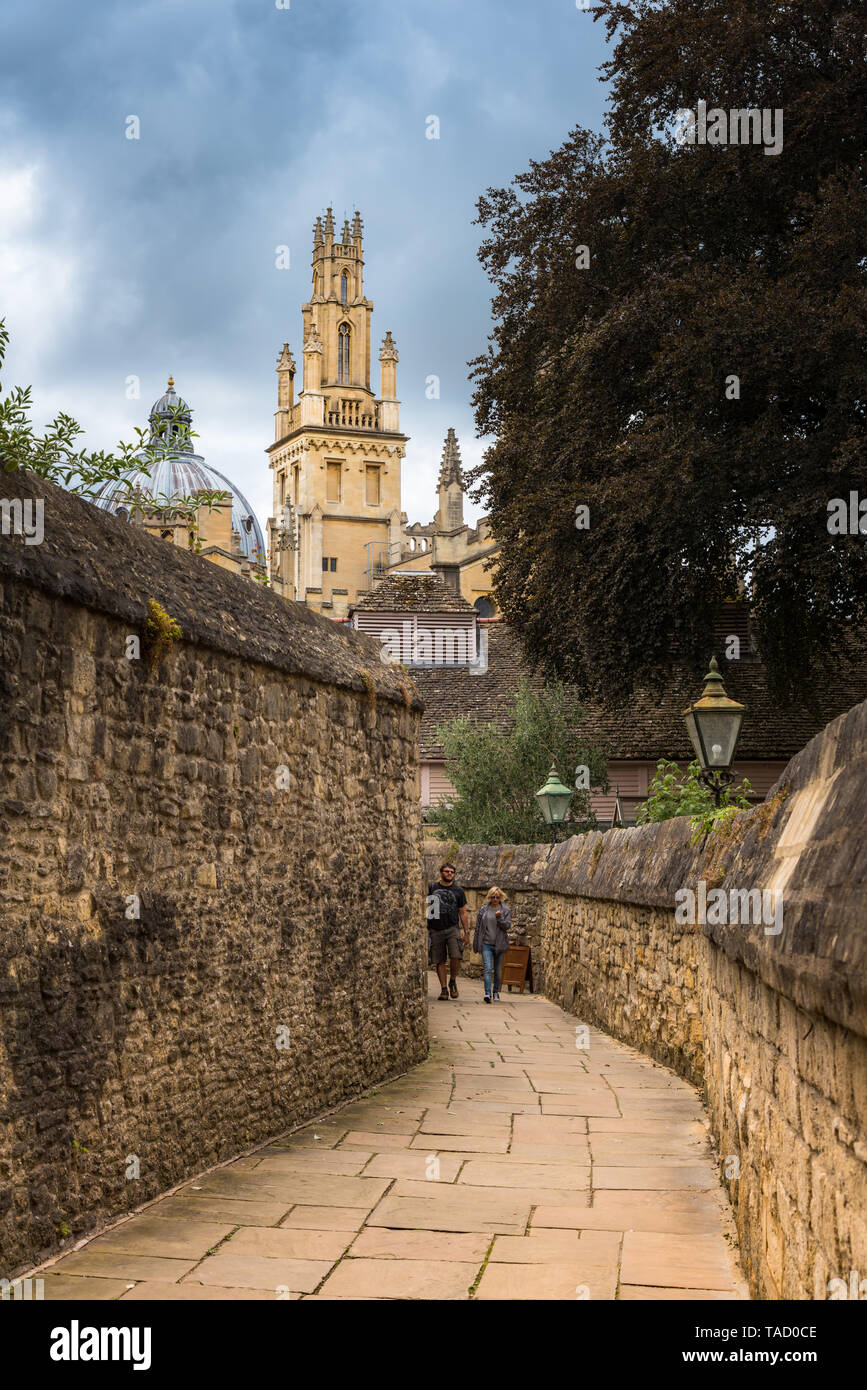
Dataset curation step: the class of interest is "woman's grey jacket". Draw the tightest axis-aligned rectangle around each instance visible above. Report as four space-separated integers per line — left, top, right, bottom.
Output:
473 903 512 954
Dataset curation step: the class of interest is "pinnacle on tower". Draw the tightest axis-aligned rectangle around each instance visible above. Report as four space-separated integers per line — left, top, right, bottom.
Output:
342 217 351 246
323 206 335 237
352 210 363 243
276 342 296 374
303 323 323 352
313 215 323 246
438 427 465 490
379 330 398 361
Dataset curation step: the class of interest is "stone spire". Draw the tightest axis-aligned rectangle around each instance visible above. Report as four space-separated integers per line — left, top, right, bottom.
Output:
438 427 465 490
276 342 296 374
275 343 297 438
323 206 335 237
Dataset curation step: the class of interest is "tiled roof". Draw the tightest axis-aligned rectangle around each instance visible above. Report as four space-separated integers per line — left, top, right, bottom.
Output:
351 571 475 615
414 622 867 762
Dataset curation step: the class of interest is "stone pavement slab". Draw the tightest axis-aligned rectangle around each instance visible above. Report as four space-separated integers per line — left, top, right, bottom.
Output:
532 1189 728 1234
186 1170 391 1207
489 1229 621 1264
144 1195 292 1226
253 1150 374 1175
621 1230 745 1292
589 1136 705 1163
359 1152 463 1182
507 1143 591 1163
513 1114 588 1143
45 1251 200 1282
457 1158 590 1189
593 1164 714 1190
417 1109 511 1136
28 975 745 1300
314 1257 479 1300
184 1253 333 1292
618 1285 743 1301
279 1206 372 1231
340 1130 416 1149
226 1227 352 1260
348 1229 492 1261
118 1282 280 1300
367 1185 531 1236
474 1262 618 1301
82 1219 234 1259
42 1276 137 1300
408 1132 510 1153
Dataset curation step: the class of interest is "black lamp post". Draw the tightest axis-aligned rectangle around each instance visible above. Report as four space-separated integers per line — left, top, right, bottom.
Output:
682 657 746 807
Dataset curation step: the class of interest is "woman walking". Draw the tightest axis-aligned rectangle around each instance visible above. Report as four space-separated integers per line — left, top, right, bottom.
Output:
473 887 511 1003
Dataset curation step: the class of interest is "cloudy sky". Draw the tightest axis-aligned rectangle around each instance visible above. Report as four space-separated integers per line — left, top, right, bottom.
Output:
0 0 610 533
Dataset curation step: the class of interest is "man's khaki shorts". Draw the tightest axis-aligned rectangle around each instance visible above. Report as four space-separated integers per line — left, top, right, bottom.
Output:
428 926 463 965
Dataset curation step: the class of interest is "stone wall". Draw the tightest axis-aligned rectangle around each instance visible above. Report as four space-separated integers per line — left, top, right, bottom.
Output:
449 699 867 1300
0 472 428 1277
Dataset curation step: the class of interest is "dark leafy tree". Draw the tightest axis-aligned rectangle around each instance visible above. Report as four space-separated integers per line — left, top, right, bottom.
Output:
469 0 867 705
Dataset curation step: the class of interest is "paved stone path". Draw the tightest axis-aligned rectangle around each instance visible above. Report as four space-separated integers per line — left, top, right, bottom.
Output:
37 976 747 1300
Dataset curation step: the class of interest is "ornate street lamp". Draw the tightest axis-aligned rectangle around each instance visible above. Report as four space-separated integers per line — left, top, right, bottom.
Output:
535 764 573 842
682 656 746 807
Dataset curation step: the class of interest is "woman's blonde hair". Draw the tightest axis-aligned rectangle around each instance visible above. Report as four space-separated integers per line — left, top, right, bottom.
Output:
485 886 507 903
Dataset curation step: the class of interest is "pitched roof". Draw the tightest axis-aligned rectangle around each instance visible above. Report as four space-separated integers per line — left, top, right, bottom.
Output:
351 571 475 615
413 621 867 763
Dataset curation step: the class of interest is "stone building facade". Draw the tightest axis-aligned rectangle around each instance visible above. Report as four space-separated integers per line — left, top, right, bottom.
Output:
0 469 428 1276
265 211 500 619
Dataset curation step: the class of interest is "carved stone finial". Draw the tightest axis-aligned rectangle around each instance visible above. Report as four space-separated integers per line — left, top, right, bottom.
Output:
379 331 398 362
276 342 296 373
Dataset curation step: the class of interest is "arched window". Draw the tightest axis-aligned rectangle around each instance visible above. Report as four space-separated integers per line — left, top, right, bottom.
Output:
338 323 351 383
340 271 348 303
474 596 495 618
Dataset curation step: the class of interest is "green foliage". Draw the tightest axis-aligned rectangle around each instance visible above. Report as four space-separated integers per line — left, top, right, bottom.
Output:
637 759 753 831
689 802 742 848
0 319 228 518
434 678 607 845
468 0 867 706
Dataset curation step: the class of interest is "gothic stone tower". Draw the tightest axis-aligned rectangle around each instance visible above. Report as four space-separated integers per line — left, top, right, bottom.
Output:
267 209 408 617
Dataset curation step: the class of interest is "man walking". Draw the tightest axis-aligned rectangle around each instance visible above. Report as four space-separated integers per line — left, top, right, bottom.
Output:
426 862 469 1000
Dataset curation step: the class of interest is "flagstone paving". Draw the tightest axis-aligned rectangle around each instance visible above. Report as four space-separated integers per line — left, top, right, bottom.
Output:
35 976 748 1301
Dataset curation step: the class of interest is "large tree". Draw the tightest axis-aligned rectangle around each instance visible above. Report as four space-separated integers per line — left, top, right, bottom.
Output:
469 0 866 706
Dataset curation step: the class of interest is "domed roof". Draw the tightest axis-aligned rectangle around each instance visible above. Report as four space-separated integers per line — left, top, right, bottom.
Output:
91 378 266 563
149 376 192 426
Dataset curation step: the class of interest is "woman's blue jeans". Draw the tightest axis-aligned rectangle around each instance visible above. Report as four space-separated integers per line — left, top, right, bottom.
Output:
482 945 504 997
